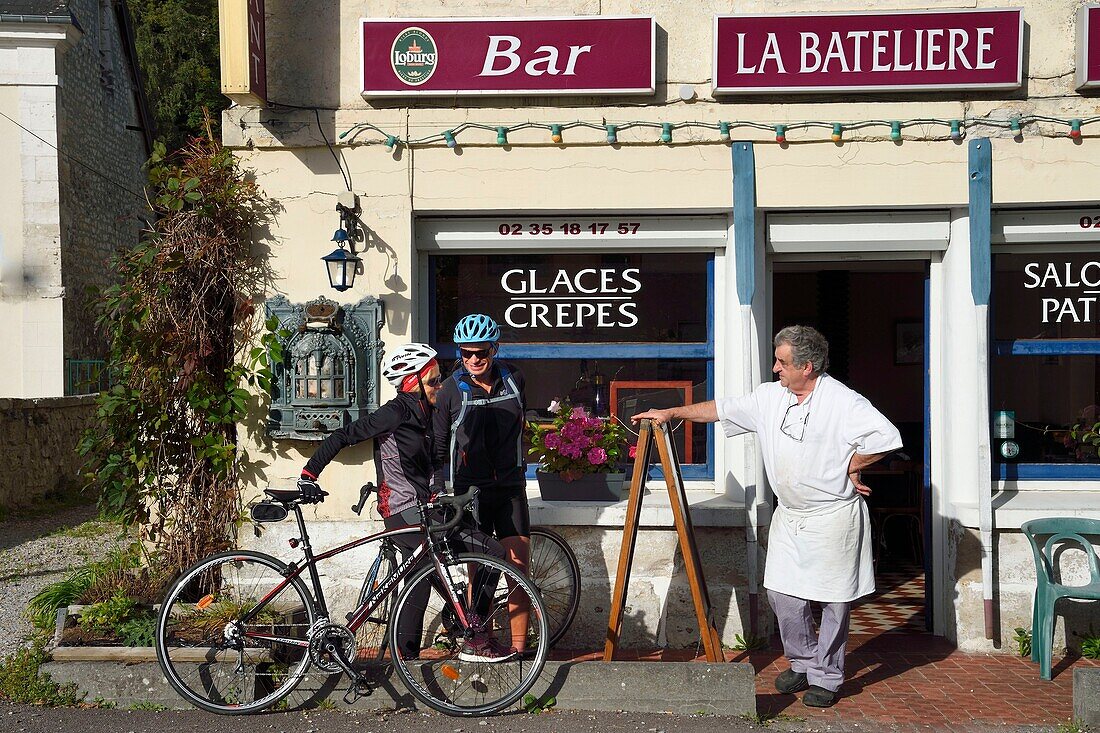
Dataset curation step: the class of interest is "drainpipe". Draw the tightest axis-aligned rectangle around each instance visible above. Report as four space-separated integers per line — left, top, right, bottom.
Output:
968 138 996 640
732 142 761 633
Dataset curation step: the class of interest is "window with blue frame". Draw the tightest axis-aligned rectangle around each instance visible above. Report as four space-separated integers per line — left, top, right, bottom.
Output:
992 252 1100 479
428 251 715 479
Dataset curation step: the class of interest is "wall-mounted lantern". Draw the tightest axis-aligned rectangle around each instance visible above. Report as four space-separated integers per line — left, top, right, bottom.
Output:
324 205 363 292
264 294 385 440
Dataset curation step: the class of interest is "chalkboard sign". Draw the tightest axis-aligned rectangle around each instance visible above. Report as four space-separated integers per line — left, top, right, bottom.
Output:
610 380 693 463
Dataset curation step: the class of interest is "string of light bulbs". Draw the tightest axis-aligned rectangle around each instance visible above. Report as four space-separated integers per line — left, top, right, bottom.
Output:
337 114 1099 148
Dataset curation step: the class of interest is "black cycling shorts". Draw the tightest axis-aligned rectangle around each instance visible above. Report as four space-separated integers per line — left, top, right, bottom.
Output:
469 485 530 540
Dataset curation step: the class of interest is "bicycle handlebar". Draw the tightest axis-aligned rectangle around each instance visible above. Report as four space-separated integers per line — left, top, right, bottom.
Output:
424 488 478 535
351 483 375 516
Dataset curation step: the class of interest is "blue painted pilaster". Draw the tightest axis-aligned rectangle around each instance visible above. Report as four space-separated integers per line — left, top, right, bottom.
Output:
732 142 756 306
968 138 992 306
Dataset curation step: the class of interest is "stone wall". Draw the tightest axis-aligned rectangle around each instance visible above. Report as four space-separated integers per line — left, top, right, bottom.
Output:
951 523 1099 654
56 0 148 364
241 517 764 648
0 395 98 510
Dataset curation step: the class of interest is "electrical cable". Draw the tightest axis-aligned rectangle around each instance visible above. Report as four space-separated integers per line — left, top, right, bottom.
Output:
314 107 353 192
333 114 1100 148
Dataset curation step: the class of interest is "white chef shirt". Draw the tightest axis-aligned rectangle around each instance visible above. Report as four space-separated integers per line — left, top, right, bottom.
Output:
715 373 903 602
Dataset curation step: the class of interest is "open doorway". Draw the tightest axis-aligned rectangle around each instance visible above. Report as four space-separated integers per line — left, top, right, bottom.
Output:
772 262 930 634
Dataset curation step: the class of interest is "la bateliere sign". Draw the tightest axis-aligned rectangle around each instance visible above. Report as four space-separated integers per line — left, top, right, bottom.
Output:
1076 5 1100 90
713 9 1023 94
360 16 654 97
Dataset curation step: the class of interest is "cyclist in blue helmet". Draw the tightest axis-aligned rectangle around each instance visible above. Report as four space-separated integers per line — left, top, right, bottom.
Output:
433 313 531 658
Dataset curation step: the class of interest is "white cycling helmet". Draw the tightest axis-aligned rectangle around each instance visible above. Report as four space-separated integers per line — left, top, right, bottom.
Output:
382 343 438 389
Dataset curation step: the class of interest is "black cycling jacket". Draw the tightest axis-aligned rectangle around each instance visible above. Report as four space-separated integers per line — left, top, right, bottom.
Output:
303 392 433 518
431 361 527 493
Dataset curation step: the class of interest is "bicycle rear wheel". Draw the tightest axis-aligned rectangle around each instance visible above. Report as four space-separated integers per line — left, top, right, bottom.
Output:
354 541 397 664
389 552 549 716
528 527 580 647
155 550 316 715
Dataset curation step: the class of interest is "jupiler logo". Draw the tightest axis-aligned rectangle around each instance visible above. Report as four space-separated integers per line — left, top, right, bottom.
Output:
391 27 437 86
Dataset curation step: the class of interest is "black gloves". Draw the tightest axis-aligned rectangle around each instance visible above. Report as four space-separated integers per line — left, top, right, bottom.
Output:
296 476 327 504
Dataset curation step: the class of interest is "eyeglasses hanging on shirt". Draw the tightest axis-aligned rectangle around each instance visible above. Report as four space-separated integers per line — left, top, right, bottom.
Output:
779 391 814 442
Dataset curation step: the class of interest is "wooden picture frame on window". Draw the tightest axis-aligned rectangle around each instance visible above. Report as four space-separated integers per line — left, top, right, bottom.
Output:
895 320 923 365
610 380 693 463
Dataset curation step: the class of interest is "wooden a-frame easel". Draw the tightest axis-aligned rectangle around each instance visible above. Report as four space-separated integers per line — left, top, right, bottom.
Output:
603 419 723 662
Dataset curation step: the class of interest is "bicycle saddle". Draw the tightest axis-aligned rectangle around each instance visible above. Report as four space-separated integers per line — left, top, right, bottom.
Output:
264 487 302 503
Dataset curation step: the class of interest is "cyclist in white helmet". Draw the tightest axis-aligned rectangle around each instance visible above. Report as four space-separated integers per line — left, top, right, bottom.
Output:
298 342 506 661
432 313 530 661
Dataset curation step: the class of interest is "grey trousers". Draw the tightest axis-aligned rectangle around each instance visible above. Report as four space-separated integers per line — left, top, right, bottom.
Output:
767 588 852 692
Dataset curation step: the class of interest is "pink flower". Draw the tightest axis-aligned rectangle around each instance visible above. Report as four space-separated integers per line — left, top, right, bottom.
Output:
628 444 637 459
544 432 562 450
586 447 607 465
571 406 588 419
585 417 603 429
561 421 584 440
561 441 584 459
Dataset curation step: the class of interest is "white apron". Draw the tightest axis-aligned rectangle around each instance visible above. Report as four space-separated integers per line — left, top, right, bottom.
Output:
763 497 876 603
715 374 902 604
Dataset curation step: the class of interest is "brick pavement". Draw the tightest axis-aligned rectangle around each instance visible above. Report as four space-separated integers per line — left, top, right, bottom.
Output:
558 634 1100 728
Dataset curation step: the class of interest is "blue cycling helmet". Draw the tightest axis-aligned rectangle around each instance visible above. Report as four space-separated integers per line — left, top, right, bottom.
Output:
453 313 500 344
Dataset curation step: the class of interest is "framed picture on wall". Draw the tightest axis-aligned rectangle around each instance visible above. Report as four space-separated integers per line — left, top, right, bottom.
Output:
895 320 923 365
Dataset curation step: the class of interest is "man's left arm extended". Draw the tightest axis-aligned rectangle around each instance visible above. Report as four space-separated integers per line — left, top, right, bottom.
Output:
847 451 892 497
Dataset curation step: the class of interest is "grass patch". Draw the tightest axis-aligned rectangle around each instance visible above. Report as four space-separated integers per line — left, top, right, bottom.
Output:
50 521 118 540
740 712 806 725
129 701 169 711
0 637 83 706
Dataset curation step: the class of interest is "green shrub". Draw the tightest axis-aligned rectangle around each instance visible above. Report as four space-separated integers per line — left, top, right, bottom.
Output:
0 639 82 706
1079 631 1100 660
78 591 140 632
117 615 157 647
25 545 153 630
1013 627 1033 657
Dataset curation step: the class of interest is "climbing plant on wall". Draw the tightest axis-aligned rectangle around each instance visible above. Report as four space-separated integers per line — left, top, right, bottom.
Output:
78 129 279 574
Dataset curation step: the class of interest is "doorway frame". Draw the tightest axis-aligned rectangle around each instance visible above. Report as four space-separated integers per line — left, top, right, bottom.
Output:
763 240 944 635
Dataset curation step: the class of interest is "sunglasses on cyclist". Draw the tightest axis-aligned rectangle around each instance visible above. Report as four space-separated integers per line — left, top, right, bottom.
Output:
423 375 442 387
459 347 493 360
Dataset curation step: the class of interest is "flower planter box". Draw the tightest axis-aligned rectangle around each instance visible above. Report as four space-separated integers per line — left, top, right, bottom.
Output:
536 471 627 502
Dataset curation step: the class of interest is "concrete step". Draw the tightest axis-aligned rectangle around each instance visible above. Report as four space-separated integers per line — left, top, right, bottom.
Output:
41 650 755 715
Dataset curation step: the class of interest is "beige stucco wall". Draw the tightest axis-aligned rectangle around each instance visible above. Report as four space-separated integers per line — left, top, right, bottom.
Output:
226 0 1100 651
0 84 25 395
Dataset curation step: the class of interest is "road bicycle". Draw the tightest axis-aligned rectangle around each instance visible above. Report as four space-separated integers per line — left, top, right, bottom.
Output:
353 484 581 653
154 486 549 716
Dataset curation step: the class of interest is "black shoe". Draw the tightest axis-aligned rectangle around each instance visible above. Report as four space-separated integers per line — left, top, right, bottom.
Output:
802 685 838 708
774 669 809 694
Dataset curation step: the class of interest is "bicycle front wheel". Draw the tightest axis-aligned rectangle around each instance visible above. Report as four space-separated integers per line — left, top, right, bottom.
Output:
528 527 580 647
389 552 550 716
355 542 398 664
155 550 316 715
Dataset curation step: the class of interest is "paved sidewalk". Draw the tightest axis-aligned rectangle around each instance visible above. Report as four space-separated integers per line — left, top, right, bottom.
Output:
560 633 1100 729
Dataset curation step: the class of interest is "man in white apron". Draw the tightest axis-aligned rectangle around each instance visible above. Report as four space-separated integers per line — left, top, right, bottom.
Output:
633 325 902 708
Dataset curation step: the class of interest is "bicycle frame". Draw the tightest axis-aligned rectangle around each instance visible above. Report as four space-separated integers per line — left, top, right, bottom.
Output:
240 504 472 649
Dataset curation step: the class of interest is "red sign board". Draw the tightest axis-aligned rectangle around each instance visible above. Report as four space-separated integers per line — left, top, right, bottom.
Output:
247 0 267 102
1077 5 1100 90
714 9 1022 94
360 16 654 97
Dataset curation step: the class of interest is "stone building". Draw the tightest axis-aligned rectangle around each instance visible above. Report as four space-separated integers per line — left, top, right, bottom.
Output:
0 0 152 506
221 1 1100 654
